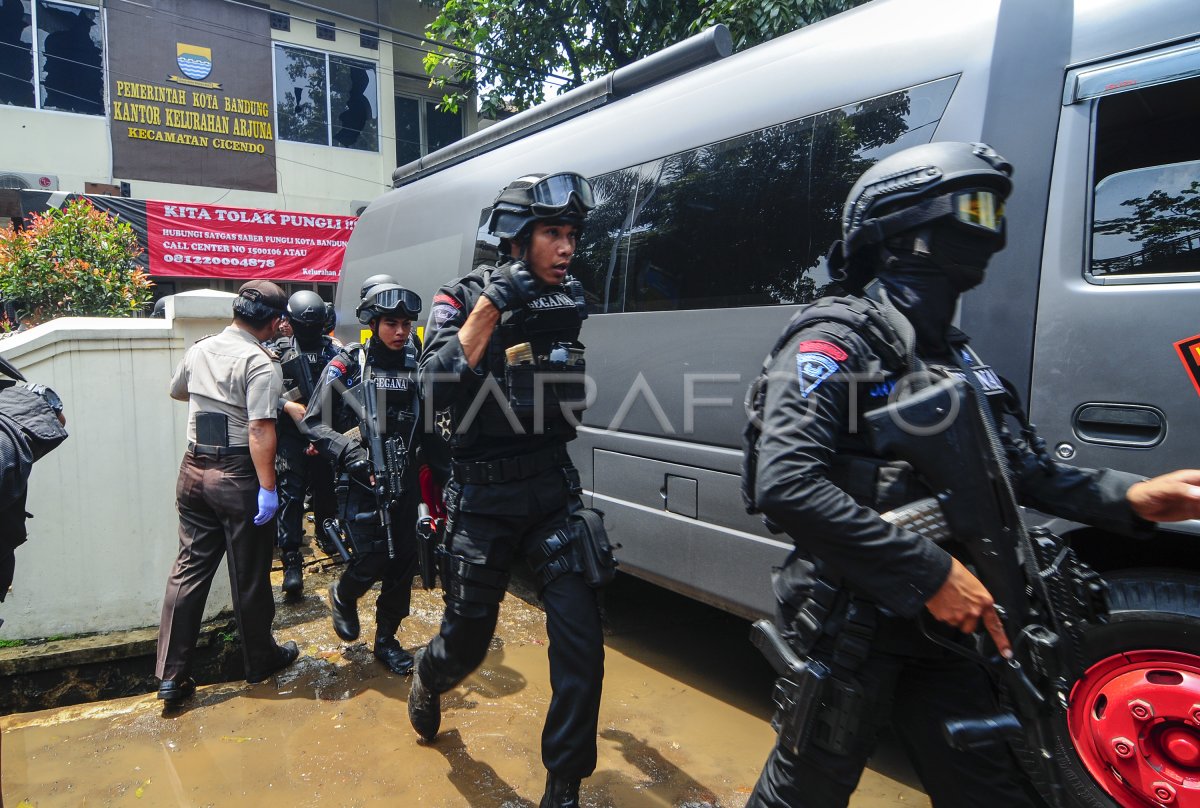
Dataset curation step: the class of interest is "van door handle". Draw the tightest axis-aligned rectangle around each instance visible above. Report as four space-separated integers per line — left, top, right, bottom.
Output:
1072 404 1165 447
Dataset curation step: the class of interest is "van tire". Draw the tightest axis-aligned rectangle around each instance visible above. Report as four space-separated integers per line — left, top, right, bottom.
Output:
1033 571 1200 807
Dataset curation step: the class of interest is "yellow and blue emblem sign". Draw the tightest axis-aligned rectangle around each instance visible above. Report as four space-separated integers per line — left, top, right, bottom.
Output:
176 44 212 81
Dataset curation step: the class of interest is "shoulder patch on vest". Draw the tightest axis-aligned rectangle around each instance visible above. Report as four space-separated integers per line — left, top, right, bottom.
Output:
797 339 848 362
796 351 841 398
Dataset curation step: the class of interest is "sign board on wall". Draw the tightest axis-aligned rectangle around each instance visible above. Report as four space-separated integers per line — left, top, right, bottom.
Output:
106 0 277 192
146 201 354 282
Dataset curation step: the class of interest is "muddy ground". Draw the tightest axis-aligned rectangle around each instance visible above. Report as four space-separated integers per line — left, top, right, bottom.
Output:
1 558 929 807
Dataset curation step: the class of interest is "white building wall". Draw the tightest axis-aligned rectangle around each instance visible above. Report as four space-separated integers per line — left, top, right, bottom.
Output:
0 290 241 639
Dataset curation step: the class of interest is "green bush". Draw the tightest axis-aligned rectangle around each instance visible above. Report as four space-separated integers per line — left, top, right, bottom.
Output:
0 198 153 327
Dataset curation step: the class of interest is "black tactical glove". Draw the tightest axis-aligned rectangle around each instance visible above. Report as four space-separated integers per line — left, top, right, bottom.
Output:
343 445 372 483
482 262 540 312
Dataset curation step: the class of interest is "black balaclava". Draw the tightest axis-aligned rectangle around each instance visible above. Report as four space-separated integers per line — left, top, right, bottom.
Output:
291 322 325 353
367 323 408 370
876 221 1002 355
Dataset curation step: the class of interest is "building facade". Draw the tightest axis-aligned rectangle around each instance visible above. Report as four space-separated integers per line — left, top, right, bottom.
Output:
0 0 475 300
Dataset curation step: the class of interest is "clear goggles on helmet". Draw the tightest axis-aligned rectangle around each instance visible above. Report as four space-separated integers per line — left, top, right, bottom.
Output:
529 172 595 215
951 189 1005 233
366 286 422 319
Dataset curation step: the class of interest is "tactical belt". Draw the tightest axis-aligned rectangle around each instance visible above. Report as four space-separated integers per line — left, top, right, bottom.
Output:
188 442 250 457
451 445 569 485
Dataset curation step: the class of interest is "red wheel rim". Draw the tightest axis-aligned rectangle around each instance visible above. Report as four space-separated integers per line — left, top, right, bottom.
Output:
1068 650 1200 807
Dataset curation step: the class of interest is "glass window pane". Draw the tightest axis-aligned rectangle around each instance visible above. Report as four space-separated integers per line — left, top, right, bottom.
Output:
1090 77 1200 278
570 168 642 314
37 0 103 115
619 76 956 312
424 99 460 155
394 96 420 166
329 55 377 151
275 45 327 145
0 0 34 108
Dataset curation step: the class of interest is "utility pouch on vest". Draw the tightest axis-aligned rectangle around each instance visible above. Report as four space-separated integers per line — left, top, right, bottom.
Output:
569 507 617 588
195 412 229 447
504 342 538 415
547 342 587 409
504 341 587 417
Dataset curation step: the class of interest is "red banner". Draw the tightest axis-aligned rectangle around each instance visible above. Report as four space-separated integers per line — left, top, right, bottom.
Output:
146 200 356 283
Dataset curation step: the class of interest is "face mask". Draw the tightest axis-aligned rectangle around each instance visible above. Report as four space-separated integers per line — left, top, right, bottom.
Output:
877 262 960 353
929 223 1004 292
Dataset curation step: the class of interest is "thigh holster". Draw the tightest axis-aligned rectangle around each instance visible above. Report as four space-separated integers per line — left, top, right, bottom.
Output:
528 528 581 589
441 552 509 618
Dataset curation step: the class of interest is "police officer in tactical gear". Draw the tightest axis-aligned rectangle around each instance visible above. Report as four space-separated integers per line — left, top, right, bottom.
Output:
743 142 1200 808
301 282 424 676
273 290 339 595
412 172 605 808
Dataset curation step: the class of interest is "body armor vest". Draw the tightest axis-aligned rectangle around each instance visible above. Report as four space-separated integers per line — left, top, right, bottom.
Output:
361 339 420 436
476 269 587 438
278 335 337 406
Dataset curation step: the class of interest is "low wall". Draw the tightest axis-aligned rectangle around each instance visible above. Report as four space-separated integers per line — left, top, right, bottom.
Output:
0 290 241 639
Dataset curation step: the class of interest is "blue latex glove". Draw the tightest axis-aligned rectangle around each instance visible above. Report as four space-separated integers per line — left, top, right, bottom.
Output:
254 486 279 525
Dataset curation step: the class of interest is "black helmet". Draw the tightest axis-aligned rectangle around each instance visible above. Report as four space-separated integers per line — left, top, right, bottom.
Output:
360 273 398 299
323 302 336 333
839 142 1013 260
286 290 327 328
356 283 422 325
487 172 595 241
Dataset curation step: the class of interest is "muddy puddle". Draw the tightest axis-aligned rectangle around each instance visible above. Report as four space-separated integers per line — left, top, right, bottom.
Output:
1 567 929 807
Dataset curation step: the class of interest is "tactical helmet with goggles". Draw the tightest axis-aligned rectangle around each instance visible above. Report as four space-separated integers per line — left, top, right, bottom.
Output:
360 273 398 300
832 142 1013 282
487 172 595 242
286 290 328 329
356 283 422 325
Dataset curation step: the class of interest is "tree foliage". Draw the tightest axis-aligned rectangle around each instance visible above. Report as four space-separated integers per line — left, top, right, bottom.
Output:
0 198 152 327
423 0 868 117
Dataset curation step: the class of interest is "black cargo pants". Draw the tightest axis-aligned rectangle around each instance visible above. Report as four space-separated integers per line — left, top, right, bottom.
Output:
417 464 605 779
337 476 420 630
275 431 336 554
745 622 1039 808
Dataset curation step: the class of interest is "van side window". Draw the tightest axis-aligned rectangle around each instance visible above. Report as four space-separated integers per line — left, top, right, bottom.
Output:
1090 76 1200 279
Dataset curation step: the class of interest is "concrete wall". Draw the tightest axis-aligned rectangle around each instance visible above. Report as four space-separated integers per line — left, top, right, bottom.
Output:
0 290 240 640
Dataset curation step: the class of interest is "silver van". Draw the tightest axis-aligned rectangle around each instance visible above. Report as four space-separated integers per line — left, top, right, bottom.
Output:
339 1 1200 804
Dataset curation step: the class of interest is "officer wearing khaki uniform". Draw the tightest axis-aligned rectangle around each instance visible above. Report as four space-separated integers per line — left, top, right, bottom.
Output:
156 280 299 704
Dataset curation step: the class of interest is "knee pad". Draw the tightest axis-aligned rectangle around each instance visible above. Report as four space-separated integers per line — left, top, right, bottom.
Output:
442 553 509 619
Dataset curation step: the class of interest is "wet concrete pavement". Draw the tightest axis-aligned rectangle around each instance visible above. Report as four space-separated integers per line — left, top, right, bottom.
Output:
1 564 930 807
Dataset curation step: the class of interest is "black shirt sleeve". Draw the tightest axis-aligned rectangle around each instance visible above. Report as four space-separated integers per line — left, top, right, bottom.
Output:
418 277 486 414
300 349 359 466
755 324 953 618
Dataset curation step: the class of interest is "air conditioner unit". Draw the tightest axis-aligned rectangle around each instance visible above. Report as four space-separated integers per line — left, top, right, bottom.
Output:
0 171 59 191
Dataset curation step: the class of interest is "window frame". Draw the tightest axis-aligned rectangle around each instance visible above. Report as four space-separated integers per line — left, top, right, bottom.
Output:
2 0 108 117
1081 74 1200 287
271 41 379 152
393 91 463 165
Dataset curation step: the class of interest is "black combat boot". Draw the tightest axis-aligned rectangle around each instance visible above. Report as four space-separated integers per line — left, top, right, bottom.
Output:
539 772 581 808
281 550 303 596
373 618 414 675
328 582 360 641
407 648 441 741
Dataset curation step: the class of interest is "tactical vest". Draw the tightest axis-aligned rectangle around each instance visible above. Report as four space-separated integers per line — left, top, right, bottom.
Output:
742 295 915 516
475 266 587 438
278 335 337 406
357 339 420 435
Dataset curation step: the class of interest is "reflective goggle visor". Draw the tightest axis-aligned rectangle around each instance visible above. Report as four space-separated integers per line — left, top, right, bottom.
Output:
953 189 1005 233
368 287 422 319
529 172 595 215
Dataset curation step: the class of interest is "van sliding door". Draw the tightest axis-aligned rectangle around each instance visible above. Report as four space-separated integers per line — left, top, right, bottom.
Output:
1031 44 1200 487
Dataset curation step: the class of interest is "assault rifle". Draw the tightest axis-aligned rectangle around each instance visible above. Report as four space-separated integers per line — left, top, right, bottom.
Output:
865 377 1108 808
280 349 317 405
348 350 420 560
